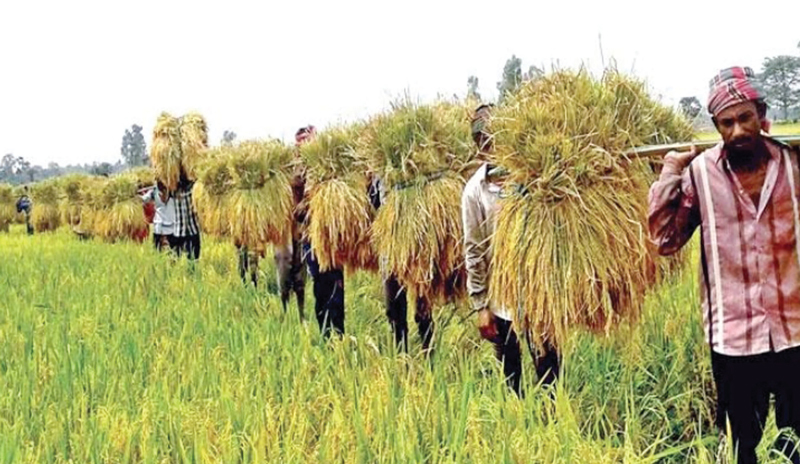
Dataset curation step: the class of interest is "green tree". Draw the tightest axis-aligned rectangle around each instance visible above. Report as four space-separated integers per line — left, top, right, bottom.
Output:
679 96 702 119
121 124 147 166
467 76 481 101
758 55 800 120
497 55 522 101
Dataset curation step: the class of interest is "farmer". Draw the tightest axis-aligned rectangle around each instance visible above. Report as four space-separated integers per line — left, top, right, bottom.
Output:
169 171 201 260
372 176 435 354
293 125 347 337
462 103 559 396
139 180 175 252
16 186 33 235
273 127 312 322
649 67 800 464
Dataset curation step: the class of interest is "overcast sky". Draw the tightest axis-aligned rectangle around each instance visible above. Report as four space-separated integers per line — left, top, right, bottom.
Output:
1 0 798 166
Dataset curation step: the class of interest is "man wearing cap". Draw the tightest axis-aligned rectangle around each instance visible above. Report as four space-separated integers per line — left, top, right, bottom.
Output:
462 103 560 396
649 67 800 464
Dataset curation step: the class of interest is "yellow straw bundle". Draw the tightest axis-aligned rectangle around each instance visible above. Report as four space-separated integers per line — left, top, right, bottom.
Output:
229 140 294 250
487 69 693 348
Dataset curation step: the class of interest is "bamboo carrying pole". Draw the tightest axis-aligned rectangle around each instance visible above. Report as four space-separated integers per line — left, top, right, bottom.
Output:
629 135 800 159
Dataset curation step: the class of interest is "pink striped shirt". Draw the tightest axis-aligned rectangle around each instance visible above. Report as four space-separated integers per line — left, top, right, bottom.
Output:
649 138 800 356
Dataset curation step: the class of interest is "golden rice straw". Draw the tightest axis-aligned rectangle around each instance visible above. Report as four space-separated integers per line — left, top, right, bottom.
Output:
301 126 377 272
0 184 15 232
194 146 234 238
488 68 693 348
150 112 182 191
94 173 148 242
364 99 474 303
30 181 62 232
180 112 209 182
229 140 294 250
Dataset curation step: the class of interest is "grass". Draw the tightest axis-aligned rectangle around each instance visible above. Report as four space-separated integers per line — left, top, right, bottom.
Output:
697 121 800 141
0 225 793 463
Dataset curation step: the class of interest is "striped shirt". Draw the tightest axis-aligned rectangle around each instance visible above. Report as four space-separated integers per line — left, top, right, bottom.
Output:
649 138 800 356
173 182 200 238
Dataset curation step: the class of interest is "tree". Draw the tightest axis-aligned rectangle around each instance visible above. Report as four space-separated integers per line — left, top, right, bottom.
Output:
523 65 543 81
91 162 112 177
758 55 800 120
497 55 523 101
679 96 702 119
120 124 147 166
222 130 237 145
467 76 481 101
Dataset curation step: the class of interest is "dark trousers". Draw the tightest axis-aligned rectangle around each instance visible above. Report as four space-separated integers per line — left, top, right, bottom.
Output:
25 212 33 235
275 239 306 320
305 243 344 338
168 235 201 260
384 275 435 353
237 246 259 286
491 318 559 397
712 346 800 464
153 233 169 252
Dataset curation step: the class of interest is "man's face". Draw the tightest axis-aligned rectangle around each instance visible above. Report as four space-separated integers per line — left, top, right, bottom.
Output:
295 130 314 146
714 101 763 154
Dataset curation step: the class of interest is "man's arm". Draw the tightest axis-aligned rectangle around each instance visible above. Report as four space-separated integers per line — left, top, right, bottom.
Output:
648 148 702 255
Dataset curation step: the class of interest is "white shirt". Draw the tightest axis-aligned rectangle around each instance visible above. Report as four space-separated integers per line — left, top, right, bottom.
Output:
461 163 511 321
141 187 176 236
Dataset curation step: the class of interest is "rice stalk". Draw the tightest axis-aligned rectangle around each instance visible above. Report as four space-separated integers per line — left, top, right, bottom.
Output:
195 146 234 237
301 126 377 272
0 183 14 232
363 99 473 302
180 112 209 182
229 140 293 249
94 174 148 242
151 112 182 192
31 181 61 232
371 174 466 303
488 68 693 348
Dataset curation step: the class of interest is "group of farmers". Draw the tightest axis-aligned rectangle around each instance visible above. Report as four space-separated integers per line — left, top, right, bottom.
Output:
16 66 798 464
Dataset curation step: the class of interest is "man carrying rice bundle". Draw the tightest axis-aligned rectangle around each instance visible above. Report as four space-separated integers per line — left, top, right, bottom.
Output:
650 67 800 464
271 127 312 322
16 186 33 235
139 180 175 252
290 125 348 337
462 104 559 396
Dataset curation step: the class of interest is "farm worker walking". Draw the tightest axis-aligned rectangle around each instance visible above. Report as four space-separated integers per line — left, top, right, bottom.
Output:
170 172 201 260
461 104 559 396
292 125 346 338
649 66 800 464
16 186 33 235
272 126 311 321
139 180 175 252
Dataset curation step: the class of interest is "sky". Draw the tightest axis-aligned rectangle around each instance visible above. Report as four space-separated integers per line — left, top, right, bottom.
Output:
1 0 798 167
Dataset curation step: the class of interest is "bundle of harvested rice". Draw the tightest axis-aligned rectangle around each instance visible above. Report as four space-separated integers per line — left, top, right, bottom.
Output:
58 174 91 227
364 100 474 302
487 69 693 348
76 177 106 237
94 173 148 242
194 146 234 237
31 181 62 232
151 112 182 191
228 140 294 250
180 112 209 181
301 126 377 272
0 184 15 232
